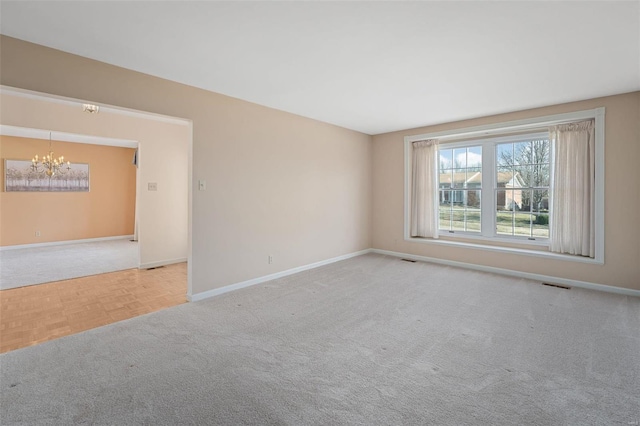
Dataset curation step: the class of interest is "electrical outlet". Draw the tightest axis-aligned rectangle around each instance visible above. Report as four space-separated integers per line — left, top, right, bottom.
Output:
148 182 158 191
268 255 273 264
35 230 41 237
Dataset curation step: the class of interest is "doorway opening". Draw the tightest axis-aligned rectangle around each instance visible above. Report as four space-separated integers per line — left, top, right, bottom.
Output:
0 128 140 288
0 86 193 352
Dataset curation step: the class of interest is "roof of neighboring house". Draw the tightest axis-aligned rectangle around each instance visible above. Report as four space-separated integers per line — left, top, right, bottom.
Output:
502 172 525 188
439 171 523 187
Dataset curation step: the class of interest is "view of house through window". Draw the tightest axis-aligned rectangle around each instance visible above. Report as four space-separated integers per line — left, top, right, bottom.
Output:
438 146 482 233
496 139 550 238
437 133 550 242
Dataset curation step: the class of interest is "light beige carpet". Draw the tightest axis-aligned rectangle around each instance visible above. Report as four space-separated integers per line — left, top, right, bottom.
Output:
1 253 638 425
0 239 138 290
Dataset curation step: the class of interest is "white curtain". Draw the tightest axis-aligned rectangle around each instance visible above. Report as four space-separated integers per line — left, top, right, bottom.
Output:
411 139 439 238
549 120 595 257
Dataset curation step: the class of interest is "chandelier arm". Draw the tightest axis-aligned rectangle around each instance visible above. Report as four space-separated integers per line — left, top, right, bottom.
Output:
31 135 70 178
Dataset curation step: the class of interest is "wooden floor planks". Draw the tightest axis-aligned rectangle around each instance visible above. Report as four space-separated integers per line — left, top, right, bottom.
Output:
0 263 187 353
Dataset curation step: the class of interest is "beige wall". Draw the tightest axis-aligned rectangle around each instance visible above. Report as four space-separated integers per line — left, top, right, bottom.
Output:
0 36 373 296
0 136 136 246
5 35 634 294
0 93 189 268
372 91 640 291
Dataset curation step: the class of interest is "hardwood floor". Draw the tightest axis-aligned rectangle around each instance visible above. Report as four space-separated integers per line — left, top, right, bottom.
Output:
0 263 187 353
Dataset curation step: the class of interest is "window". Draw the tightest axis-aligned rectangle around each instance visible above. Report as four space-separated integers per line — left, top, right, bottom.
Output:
495 138 550 239
436 133 549 243
438 146 482 233
404 108 605 263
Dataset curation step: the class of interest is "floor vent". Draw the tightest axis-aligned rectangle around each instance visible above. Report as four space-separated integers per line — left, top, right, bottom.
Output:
401 259 417 263
542 282 571 290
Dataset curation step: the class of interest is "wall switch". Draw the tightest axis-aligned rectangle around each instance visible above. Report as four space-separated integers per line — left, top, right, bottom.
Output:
148 182 158 191
198 180 206 191
35 230 41 237
268 255 273 264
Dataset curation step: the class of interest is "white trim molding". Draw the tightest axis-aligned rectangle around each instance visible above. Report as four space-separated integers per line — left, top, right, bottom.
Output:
140 258 187 270
0 235 134 251
188 249 372 302
404 107 605 264
0 124 139 148
405 108 605 144
405 237 603 264
372 249 640 298
0 85 191 127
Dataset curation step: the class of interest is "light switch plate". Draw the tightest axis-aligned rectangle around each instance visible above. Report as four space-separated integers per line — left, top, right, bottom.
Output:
198 180 206 191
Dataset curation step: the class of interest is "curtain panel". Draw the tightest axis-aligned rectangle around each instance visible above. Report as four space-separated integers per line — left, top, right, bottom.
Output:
549 120 595 257
411 139 439 238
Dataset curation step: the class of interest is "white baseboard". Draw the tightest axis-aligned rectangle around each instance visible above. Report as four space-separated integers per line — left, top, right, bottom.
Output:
188 249 372 302
0 235 135 251
371 248 640 298
140 258 187 269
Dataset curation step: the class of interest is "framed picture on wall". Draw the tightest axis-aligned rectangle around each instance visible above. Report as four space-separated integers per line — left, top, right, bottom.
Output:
3 159 90 192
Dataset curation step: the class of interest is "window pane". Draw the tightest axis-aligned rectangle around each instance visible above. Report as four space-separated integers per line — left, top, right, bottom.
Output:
531 189 549 238
453 148 467 168
438 145 482 234
521 189 533 213
439 189 451 206
514 164 532 188
496 143 513 167
439 190 452 231
465 190 481 233
440 169 453 188
497 167 514 189
531 139 550 164
496 212 514 235
466 189 481 209
496 189 513 235
451 171 465 189
439 149 452 170
467 146 482 171
514 141 532 165
439 217 450 231
513 187 525 211
496 189 506 211
532 164 550 187
466 170 482 189
531 189 549 212
466 208 481 232
514 211 532 236
451 207 465 231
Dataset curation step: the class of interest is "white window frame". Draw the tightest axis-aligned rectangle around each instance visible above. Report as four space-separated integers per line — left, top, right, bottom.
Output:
437 142 484 236
437 131 550 243
404 108 605 264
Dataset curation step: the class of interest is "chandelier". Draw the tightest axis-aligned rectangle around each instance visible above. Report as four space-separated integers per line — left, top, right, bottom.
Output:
31 132 71 177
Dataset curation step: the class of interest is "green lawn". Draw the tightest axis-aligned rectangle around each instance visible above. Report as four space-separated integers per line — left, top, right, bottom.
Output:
439 207 549 237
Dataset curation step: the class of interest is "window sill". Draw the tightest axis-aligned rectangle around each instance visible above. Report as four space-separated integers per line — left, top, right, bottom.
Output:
438 231 549 247
406 236 604 265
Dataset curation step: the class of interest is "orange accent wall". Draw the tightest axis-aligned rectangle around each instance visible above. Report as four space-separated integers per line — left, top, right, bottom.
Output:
0 136 136 246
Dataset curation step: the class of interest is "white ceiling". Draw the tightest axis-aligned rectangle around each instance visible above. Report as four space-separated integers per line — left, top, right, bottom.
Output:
1 1 639 135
